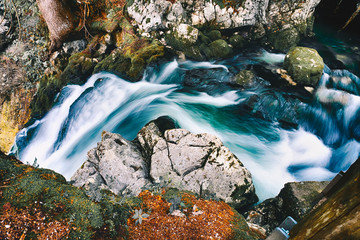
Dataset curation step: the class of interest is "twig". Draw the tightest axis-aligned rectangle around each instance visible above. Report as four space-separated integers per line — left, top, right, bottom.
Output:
9 0 22 39
341 4 360 31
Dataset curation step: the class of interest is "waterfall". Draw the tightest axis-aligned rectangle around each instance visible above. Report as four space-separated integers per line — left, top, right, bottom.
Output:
11 50 360 201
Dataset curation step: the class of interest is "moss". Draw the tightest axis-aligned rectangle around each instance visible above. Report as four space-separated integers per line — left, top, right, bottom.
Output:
229 34 244 49
206 30 222 41
95 39 164 81
208 39 233 59
0 153 132 239
284 47 324 86
268 26 300 52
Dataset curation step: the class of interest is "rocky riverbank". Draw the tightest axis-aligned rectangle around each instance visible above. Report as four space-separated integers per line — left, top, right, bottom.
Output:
1 0 359 239
0 0 323 152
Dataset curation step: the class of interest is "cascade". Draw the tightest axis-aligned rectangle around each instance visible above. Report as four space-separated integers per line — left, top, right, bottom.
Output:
11 50 360 201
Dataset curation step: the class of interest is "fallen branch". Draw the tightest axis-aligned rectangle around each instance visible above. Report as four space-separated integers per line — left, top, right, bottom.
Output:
341 4 360 31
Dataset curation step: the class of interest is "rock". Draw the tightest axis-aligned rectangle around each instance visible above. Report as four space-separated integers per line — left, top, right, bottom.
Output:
208 39 233 59
229 34 244 49
291 158 360 240
245 181 329 234
284 47 324 86
268 26 300 52
149 128 258 209
174 24 199 45
71 131 150 197
0 59 36 152
233 70 256 88
207 30 222 41
127 0 171 32
127 0 322 51
72 117 258 210
62 39 88 55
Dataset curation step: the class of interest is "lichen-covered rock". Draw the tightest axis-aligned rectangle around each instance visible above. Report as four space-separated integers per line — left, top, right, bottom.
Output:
284 47 324 86
72 131 150 197
245 181 329 234
72 117 258 210
127 0 322 51
233 70 256 88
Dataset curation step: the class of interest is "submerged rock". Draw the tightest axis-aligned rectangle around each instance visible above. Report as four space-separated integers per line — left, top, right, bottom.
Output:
245 181 329 234
284 47 324 86
72 117 258 210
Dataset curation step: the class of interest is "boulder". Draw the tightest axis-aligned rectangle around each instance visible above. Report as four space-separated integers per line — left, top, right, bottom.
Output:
72 117 258 210
149 128 258 210
284 47 324 86
71 131 150 197
208 39 233 59
245 181 329 234
233 70 256 88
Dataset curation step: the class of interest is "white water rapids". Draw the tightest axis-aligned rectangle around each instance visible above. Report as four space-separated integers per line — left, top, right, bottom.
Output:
11 51 360 201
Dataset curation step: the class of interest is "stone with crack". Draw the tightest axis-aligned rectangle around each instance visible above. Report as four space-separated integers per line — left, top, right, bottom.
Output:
71 117 258 209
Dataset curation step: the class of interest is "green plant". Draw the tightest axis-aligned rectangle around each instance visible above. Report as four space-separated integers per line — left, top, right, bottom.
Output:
132 209 149 225
168 196 186 213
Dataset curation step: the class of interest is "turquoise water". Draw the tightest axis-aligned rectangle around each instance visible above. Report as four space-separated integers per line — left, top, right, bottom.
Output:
11 49 360 202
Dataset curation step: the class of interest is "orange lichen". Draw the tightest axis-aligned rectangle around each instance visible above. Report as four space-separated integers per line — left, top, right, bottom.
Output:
0 203 71 240
128 190 242 239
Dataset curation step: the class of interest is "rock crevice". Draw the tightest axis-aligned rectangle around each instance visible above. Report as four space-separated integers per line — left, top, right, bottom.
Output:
71 117 258 209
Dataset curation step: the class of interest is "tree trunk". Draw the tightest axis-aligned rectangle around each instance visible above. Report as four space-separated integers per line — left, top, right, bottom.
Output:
36 0 79 52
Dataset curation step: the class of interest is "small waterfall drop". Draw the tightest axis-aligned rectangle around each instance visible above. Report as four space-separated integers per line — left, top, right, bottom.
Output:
11 50 360 201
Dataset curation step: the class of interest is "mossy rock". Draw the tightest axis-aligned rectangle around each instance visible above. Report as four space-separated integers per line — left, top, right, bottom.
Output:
0 152 132 239
60 52 98 85
207 30 222 41
268 26 300 52
208 39 233 59
230 34 244 49
284 47 324 86
234 70 255 87
95 39 164 81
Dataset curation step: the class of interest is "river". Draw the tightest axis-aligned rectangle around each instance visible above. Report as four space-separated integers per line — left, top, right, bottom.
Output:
10 39 360 202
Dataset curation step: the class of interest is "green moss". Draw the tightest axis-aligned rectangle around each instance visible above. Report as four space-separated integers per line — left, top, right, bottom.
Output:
268 26 300 52
95 39 164 81
229 35 244 49
0 153 132 239
208 39 233 59
206 30 222 41
284 47 324 86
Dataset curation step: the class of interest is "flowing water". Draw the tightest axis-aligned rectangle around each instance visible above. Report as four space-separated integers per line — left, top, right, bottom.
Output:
10 49 360 202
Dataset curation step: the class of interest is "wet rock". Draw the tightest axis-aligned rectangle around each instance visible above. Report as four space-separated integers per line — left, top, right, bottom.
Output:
245 181 329 234
229 34 244 49
233 70 256 88
268 26 300 52
72 117 258 210
208 39 233 59
284 47 324 86
207 30 222 41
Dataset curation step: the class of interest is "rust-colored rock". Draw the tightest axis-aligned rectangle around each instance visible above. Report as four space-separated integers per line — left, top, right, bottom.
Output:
127 189 259 240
